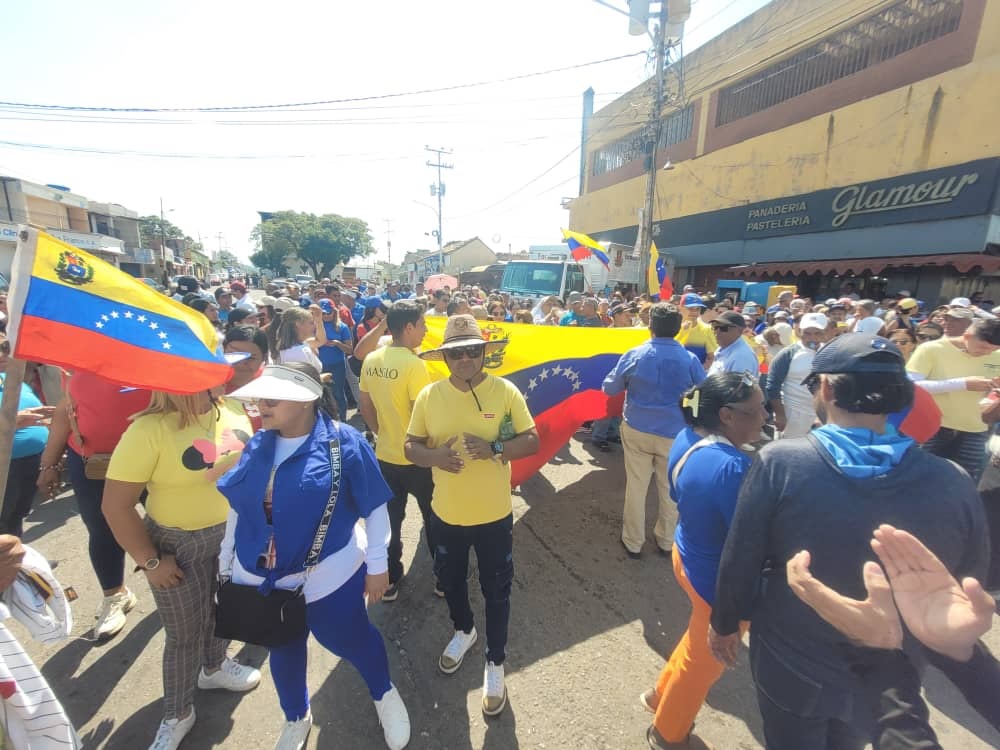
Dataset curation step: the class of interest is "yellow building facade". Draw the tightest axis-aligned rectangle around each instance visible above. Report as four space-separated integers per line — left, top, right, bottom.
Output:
569 0 1000 303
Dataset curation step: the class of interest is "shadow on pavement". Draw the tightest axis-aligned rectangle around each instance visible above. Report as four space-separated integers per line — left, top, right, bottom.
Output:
24 494 80 547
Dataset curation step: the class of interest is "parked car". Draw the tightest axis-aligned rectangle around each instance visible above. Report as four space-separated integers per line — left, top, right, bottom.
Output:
294 274 314 285
208 273 222 285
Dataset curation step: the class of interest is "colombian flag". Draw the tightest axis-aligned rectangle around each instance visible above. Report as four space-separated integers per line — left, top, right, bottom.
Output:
423 317 646 486
647 241 673 300
7 228 231 394
561 229 610 269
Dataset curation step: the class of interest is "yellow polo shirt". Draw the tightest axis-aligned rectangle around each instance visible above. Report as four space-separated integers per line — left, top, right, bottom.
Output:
360 345 431 465
908 339 1000 433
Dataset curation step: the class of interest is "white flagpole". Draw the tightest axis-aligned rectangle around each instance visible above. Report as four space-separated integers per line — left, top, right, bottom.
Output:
0 228 39 521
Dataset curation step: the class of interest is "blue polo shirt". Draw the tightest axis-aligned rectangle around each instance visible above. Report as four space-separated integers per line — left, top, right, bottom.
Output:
602 337 704 439
0 376 47 459
318 320 352 370
668 428 750 604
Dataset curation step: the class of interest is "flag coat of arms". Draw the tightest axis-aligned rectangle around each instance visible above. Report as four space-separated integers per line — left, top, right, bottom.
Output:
7 228 231 394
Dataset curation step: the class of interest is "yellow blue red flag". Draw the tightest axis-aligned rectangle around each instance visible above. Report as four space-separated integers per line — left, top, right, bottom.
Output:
7 228 231 394
647 241 673 300
561 228 610 268
422 317 646 485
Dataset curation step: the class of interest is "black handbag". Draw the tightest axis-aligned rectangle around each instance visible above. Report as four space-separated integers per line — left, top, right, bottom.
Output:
214 430 342 647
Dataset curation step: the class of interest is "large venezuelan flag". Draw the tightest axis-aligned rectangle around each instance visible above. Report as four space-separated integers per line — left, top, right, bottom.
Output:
7 228 231 394
646 241 673 300
561 229 610 269
422 317 645 486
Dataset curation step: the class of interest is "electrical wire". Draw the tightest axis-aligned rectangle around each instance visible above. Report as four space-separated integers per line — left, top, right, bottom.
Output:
0 52 647 114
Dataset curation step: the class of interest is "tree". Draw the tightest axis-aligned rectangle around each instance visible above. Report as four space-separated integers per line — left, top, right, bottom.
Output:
250 211 374 279
214 249 242 270
139 215 184 247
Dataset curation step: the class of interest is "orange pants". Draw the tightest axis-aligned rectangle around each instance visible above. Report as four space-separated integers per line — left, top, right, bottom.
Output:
653 550 747 742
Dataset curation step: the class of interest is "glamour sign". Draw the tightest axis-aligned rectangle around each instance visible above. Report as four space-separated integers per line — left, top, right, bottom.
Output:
830 172 981 228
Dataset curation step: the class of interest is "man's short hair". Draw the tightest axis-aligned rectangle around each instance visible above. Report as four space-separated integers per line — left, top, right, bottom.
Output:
972 318 1000 346
386 299 422 335
858 299 875 313
649 303 682 338
433 289 449 300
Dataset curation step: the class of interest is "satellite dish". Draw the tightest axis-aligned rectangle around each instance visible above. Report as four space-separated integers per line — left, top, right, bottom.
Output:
492 233 501 243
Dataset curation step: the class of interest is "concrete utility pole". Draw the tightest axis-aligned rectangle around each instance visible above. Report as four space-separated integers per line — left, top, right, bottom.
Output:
425 146 453 273
384 218 393 266
635 1 669 282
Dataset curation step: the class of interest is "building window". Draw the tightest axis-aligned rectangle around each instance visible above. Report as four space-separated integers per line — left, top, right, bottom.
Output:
715 0 964 127
592 105 694 177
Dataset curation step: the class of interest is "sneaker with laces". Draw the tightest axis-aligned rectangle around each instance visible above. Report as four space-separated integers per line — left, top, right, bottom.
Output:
148 709 195 750
197 658 261 692
274 710 312 750
375 685 410 749
93 588 138 641
438 628 478 674
482 661 507 716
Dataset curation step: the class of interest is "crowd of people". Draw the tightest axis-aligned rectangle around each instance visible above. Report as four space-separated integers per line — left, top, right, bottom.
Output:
0 268 998 750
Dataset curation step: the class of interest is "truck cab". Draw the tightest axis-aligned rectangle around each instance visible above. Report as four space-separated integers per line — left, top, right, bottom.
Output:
499 260 588 304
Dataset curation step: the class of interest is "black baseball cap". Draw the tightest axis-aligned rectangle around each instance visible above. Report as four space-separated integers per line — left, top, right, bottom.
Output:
802 333 905 385
712 311 746 329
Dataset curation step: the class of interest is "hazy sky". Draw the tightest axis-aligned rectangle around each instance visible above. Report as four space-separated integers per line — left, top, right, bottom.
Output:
1 0 768 264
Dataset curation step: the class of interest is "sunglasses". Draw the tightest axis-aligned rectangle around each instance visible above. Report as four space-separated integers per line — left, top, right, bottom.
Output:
712 324 734 333
899 307 916 314
444 344 485 360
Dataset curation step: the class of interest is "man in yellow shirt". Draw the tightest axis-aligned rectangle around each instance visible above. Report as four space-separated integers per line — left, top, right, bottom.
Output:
675 293 718 369
405 315 538 717
359 300 434 602
908 318 1000 480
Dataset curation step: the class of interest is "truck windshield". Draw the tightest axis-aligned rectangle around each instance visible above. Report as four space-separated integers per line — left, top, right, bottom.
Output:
500 263 562 296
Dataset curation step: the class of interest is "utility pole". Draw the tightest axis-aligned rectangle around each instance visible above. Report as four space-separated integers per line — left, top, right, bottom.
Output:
384 219 393 266
634 1 669 283
425 146 453 274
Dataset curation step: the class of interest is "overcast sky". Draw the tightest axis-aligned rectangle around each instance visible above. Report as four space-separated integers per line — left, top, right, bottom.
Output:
1 0 768 265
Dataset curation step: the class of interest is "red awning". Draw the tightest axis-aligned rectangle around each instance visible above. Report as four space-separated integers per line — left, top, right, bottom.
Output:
730 253 1000 278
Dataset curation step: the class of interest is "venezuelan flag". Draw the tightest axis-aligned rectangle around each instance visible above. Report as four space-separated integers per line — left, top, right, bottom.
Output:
7 228 231 394
422 317 646 486
561 229 610 269
647 241 673 300
888 384 941 443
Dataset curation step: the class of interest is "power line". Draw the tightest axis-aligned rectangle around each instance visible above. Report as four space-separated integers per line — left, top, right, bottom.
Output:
0 52 647 114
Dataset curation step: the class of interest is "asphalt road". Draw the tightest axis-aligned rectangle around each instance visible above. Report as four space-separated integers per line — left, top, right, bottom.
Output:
17 425 1000 749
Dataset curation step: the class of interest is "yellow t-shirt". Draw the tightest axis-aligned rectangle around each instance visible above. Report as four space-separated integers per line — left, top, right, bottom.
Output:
675 319 718 364
908 339 1000 433
107 399 252 530
360 345 431 465
407 375 535 526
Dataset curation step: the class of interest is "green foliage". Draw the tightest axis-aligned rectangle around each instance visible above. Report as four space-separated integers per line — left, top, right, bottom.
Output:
250 211 374 278
139 215 184 246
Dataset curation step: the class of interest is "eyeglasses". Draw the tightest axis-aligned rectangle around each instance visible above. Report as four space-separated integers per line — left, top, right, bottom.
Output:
444 344 485 360
712 324 733 333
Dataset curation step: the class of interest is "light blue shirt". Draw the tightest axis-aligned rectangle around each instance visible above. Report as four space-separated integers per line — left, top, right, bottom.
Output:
707 337 759 377
602 337 705 439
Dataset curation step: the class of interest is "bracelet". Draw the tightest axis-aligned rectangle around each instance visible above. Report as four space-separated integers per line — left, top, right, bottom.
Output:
39 463 63 473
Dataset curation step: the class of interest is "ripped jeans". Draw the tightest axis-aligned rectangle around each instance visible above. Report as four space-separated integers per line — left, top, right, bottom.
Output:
432 512 514 665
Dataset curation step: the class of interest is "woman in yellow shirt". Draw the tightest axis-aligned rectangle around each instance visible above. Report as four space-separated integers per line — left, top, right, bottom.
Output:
103 386 261 750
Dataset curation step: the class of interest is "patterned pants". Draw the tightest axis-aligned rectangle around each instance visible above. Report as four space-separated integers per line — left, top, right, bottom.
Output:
145 518 229 720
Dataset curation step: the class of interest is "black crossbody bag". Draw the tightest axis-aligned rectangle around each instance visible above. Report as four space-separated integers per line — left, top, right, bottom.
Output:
214 430 342 647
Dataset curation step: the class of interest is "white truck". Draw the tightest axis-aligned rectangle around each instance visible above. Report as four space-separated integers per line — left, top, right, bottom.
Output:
498 259 606 304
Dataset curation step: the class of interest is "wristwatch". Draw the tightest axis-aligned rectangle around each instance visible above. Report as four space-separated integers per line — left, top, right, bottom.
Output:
134 556 160 573
491 440 504 457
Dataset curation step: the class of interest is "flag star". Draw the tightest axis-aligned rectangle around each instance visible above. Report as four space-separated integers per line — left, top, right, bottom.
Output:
158 332 167 339
527 378 538 391
101 314 109 322
551 365 562 376
571 381 582 391
162 342 172 350
123 311 134 319
95 321 104 329
538 368 549 381
137 315 147 323
149 322 159 330
110 311 120 319
564 368 577 381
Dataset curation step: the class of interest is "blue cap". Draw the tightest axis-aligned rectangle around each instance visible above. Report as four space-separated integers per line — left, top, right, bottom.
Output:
802 333 905 385
318 299 334 314
299 296 312 309
681 293 705 308
363 296 384 310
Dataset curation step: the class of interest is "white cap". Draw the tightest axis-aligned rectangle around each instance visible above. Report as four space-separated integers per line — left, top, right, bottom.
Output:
950 297 971 308
799 312 829 331
258 295 277 307
273 297 296 312
228 365 322 402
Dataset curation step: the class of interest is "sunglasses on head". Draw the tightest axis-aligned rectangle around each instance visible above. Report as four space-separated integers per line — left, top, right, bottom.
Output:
444 344 485 360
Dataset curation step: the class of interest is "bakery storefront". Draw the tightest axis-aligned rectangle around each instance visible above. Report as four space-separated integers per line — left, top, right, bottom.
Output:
601 158 1000 304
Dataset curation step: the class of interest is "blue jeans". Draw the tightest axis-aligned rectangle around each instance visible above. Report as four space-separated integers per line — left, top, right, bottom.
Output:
268 565 392 721
592 416 621 443
67 449 128 591
323 360 347 420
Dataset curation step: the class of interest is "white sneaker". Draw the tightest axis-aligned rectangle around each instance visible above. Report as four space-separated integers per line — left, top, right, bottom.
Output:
274 710 312 750
93 588 137 640
375 685 410 749
148 709 195 750
197 658 261 692
438 627 478 674
482 661 507 716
